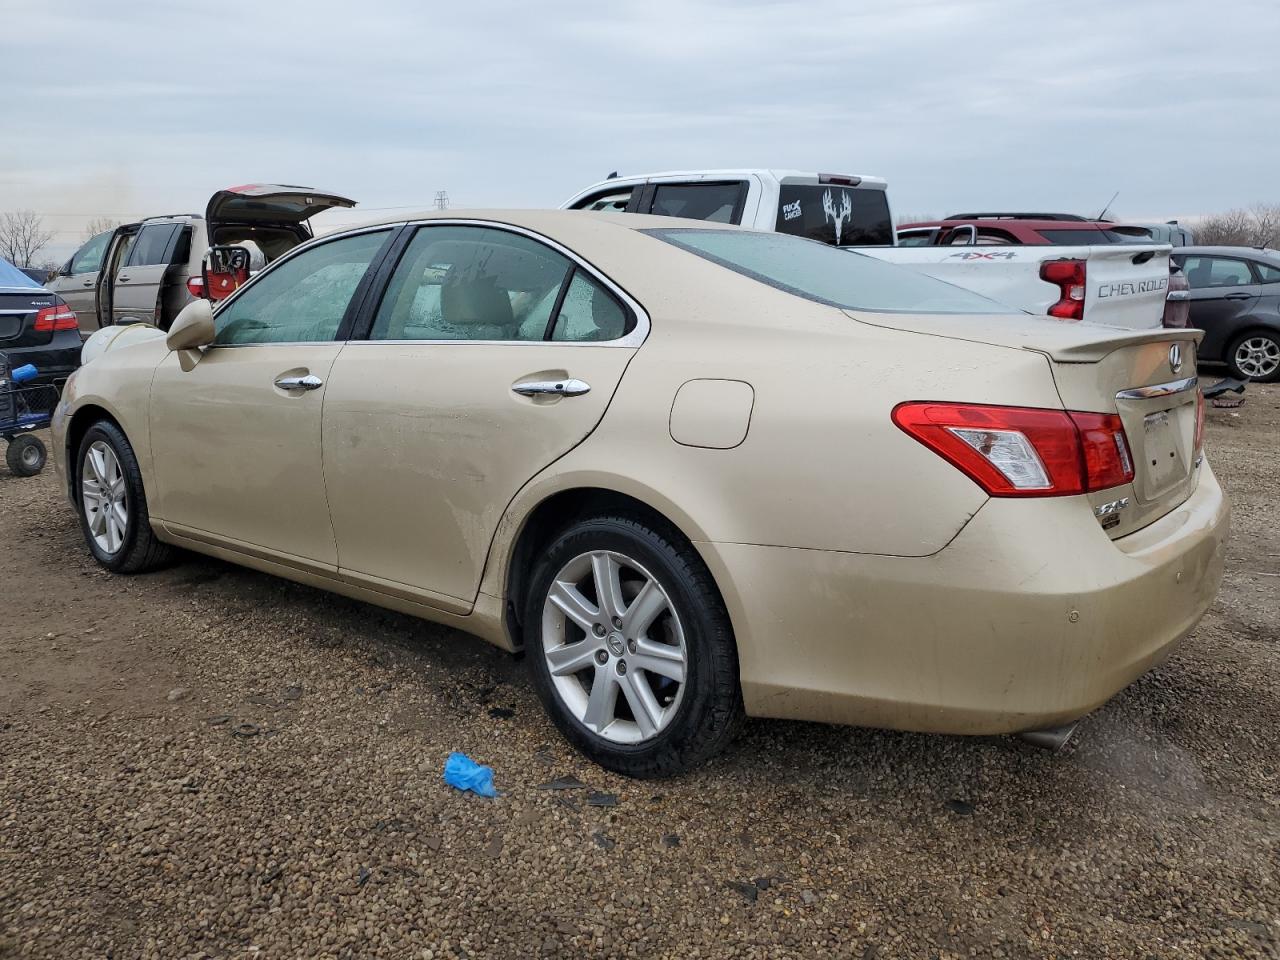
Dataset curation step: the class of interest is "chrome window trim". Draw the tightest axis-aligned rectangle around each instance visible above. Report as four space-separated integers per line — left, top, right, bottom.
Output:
209 218 650 349
1115 376 1198 400
374 218 650 348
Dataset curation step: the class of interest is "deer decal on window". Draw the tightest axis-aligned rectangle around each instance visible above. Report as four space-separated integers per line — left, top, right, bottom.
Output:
822 189 853 244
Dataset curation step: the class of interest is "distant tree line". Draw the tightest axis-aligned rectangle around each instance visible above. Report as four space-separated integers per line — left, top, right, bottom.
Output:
1195 204 1280 248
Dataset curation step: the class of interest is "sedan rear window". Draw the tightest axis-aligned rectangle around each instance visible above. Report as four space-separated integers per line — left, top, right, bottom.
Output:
646 228 1016 315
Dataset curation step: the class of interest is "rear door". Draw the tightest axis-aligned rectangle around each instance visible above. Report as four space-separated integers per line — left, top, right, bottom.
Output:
112 222 181 325
1175 254 1262 358
322 221 644 611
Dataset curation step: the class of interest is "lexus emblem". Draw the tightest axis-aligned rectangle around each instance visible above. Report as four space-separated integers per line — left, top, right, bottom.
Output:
1169 343 1183 374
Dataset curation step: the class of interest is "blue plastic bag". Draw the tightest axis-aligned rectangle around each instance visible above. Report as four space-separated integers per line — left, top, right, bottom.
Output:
443 752 498 798
11 364 37 384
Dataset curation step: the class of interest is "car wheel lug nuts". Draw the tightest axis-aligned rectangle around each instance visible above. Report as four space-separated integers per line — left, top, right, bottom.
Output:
627 640 636 654
592 623 606 637
612 616 623 629
615 660 627 676
595 650 608 665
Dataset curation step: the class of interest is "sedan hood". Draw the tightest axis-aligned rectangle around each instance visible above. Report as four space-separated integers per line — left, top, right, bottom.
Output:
205 184 356 227
845 309 1202 362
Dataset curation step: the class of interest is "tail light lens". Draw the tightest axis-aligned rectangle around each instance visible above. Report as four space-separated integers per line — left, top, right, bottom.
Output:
893 402 1135 497
186 275 206 299
1193 388 1205 457
1039 259 1086 321
33 302 79 332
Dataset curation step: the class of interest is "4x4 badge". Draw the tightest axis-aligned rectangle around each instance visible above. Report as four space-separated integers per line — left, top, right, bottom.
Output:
1169 343 1183 374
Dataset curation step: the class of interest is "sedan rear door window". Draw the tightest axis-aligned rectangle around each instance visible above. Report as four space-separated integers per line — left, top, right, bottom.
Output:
371 226 573 341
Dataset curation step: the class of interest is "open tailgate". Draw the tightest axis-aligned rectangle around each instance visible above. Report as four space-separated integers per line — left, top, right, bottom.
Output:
205 185 355 229
1076 244 1171 330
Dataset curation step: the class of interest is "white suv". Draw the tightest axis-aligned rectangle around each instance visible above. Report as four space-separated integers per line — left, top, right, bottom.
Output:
561 169 896 247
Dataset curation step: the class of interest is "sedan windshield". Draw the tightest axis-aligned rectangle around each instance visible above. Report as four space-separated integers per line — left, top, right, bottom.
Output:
644 228 1018 315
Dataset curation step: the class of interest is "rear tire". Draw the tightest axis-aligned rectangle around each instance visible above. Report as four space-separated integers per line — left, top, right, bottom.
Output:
524 514 743 778
6 434 46 477
76 421 173 573
1227 330 1280 382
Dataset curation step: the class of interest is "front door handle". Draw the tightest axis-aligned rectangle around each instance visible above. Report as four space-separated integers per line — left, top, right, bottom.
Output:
1224 292 1252 300
117 275 131 283
81 279 95 287
512 378 591 398
274 374 323 391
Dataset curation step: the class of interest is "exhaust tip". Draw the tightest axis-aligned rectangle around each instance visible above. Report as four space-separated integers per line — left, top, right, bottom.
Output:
1017 721 1081 752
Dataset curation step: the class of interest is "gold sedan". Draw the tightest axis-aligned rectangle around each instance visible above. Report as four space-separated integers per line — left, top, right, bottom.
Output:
52 211 1228 776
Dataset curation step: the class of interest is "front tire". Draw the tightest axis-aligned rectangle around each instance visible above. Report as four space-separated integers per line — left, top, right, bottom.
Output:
76 421 172 573
1227 330 1280 382
524 514 743 778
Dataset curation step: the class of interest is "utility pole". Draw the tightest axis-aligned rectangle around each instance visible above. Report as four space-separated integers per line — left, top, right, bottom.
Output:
433 191 449 211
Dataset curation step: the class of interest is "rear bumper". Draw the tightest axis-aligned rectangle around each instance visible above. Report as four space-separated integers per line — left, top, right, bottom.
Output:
698 463 1229 734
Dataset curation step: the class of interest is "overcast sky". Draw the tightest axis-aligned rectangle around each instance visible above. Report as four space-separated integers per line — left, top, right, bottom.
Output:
3 0 1277 263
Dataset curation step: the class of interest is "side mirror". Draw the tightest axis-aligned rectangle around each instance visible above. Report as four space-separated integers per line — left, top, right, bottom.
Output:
166 298 216 350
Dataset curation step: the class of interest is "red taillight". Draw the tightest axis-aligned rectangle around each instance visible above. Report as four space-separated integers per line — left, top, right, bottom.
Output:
33 303 78 332
892 402 1135 497
1193 388 1205 456
1069 411 1135 492
186 275 205 298
1039 259 1086 321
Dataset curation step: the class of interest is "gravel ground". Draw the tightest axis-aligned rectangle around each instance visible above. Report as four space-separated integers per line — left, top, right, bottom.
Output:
1 384 1277 960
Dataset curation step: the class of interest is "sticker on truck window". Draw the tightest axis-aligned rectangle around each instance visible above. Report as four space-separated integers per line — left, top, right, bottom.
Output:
781 199 802 221
822 190 853 244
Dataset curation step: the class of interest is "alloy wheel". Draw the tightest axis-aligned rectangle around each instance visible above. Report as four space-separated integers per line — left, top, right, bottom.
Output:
541 550 688 744
82 440 129 554
1235 336 1280 379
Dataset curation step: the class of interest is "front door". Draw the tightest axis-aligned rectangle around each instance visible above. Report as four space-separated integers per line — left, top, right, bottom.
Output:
48 229 112 335
322 223 643 609
148 228 394 567
1178 254 1262 358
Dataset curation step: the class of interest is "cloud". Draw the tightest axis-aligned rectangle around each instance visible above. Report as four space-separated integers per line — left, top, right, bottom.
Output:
2 0 1276 262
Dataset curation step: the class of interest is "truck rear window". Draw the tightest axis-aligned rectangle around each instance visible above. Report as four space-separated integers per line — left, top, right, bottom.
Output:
645 228 1015 315
774 185 893 247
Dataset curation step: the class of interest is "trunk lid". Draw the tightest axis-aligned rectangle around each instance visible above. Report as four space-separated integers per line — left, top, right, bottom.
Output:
205 185 356 233
849 310 1204 536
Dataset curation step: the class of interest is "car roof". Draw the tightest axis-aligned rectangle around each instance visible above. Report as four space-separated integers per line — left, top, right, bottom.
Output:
574 169 888 188
1174 245 1280 261
335 208 756 235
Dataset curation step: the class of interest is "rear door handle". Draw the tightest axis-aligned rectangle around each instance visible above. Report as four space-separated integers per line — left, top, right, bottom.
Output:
117 275 131 283
274 374 323 391
512 378 591 398
81 279 95 287
1224 292 1252 300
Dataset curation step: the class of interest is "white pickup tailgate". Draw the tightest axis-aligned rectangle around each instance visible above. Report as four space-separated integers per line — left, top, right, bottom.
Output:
858 244 1171 329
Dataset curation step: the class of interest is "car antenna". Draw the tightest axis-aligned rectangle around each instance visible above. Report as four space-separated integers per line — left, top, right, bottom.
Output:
1096 190 1119 221
606 171 619 180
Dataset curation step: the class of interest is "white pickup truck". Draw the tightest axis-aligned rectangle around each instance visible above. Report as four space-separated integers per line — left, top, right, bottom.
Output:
562 169 1172 329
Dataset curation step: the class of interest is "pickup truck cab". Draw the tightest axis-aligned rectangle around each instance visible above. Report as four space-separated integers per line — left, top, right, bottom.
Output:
564 181 1172 329
563 169 896 246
